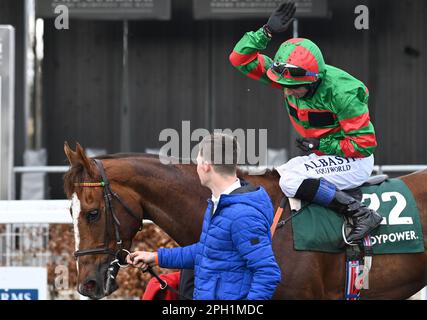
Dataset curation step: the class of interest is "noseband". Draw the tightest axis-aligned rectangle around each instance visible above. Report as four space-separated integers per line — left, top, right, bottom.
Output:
73 159 143 264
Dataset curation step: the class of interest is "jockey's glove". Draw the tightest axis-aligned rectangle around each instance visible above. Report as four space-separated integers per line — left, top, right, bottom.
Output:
263 2 296 37
296 137 320 153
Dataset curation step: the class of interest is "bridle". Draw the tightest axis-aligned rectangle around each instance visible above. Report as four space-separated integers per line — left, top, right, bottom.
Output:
72 158 191 299
73 159 143 266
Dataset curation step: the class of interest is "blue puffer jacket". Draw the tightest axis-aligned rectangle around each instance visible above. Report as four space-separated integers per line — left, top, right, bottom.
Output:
157 182 281 300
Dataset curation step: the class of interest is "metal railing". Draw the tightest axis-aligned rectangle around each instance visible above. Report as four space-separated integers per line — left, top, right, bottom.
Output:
372 165 427 174
13 166 69 173
0 199 153 225
12 164 427 175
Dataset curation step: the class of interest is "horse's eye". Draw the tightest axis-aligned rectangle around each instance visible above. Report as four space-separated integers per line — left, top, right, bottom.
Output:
86 209 100 223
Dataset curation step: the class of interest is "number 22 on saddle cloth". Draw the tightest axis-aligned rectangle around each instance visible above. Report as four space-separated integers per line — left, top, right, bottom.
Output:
291 179 424 254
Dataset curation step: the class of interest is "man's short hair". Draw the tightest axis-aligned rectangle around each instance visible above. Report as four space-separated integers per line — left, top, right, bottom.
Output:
198 133 240 176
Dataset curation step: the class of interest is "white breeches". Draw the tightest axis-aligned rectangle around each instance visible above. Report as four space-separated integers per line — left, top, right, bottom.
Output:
276 153 374 198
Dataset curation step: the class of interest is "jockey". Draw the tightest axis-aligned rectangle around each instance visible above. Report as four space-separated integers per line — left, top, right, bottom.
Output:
229 2 382 242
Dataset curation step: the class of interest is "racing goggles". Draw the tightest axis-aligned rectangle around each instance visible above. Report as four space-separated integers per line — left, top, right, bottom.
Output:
271 61 319 78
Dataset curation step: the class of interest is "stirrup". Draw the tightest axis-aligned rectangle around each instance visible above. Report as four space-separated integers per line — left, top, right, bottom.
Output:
341 222 358 246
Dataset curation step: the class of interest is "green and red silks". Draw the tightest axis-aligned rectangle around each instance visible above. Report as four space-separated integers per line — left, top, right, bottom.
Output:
229 28 377 158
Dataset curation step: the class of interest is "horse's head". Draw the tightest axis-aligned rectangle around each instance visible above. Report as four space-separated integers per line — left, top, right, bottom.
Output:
63 142 144 299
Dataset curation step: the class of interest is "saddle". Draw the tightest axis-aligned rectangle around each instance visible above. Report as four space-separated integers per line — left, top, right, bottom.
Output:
271 174 389 300
271 174 389 236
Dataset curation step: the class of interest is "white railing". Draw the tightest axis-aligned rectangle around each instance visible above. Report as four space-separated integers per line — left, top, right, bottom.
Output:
13 166 69 173
12 164 427 175
0 199 153 225
373 165 427 174
0 200 72 223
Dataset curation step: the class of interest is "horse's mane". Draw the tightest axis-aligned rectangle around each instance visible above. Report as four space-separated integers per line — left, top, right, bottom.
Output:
94 153 159 160
63 152 279 198
63 153 159 198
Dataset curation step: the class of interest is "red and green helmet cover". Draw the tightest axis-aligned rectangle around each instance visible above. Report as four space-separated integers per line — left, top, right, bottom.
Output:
267 38 326 86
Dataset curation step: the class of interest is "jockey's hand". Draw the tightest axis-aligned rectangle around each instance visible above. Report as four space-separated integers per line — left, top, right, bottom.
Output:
126 251 158 271
296 137 320 153
264 2 296 36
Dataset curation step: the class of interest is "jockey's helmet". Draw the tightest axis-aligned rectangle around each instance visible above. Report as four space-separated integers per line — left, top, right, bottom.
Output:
267 38 326 87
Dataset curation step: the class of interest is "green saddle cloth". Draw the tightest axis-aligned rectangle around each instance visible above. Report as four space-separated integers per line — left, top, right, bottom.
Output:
292 178 425 254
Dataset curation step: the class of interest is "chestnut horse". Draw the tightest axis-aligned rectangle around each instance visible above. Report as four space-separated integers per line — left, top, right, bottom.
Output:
63 143 427 300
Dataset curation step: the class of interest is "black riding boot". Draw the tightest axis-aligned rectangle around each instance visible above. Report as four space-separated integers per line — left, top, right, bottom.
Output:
295 178 383 243
328 189 383 242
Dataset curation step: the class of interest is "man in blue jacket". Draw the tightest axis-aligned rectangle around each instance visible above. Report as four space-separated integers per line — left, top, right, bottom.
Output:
127 133 281 300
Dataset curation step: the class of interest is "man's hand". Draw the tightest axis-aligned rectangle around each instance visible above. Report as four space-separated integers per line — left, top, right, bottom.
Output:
296 137 320 153
126 251 157 271
264 2 296 36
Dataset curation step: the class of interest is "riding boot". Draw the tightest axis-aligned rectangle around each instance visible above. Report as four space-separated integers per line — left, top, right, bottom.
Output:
295 178 382 243
327 189 383 242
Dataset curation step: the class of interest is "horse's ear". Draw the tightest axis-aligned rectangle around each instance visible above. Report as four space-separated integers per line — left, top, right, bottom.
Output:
75 142 97 178
64 142 97 178
64 141 79 167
